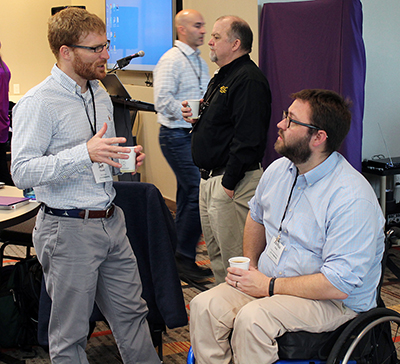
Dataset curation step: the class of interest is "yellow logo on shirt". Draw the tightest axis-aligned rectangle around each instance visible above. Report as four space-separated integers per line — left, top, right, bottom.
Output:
219 86 228 94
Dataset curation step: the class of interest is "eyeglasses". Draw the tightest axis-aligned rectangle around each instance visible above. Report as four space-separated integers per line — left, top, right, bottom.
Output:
282 110 321 131
68 40 110 53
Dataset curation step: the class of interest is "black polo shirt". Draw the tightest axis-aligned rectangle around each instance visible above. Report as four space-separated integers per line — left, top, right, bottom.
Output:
191 54 272 190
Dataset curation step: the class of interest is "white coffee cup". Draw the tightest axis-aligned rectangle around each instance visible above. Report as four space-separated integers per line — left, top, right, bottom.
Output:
228 256 250 270
187 99 201 120
119 146 136 173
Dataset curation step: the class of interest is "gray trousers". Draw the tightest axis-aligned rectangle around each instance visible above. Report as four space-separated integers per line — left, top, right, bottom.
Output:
33 206 160 364
190 283 357 364
199 168 262 284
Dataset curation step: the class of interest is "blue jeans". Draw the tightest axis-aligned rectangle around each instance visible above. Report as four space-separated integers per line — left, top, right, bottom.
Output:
159 126 202 260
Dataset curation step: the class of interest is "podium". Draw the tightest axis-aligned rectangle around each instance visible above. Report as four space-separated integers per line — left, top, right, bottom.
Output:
111 96 156 181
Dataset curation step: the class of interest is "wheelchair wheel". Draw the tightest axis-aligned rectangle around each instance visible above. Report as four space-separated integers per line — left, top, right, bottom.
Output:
326 307 400 364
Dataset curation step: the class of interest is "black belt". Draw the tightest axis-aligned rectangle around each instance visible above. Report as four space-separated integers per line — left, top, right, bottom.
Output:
200 163 260 180
42 204 115 219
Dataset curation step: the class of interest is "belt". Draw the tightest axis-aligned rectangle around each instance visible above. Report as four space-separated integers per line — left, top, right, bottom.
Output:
200 163 260 181
42 204 115 219
200 167 226 180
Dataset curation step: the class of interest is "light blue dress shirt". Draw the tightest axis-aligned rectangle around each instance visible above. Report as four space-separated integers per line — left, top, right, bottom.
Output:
11 65 116 210
249 152 385 312
153 40 209 128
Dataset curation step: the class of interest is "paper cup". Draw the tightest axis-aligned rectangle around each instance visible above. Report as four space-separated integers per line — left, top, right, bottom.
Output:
187 99 201 120
228 256 250 270
119 147 136 173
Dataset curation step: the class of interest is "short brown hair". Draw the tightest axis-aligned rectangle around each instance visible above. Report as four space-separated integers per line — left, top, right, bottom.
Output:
291 89 352 154
48 7 106 58
217 16 253 53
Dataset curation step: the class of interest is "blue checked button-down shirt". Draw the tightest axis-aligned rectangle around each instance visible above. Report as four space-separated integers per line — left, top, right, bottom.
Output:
249 152 385 313
11 65 116 210
153 40 209 129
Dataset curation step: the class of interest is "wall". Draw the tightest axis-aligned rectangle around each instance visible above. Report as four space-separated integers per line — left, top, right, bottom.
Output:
258 0 400 201
258 0 400 160
113 0 259 200
360 0 400 201
361 0 400 160
0 0 258 202
185 0 260 76
2 0 398 201
0 0 177 200
109 0 259 200
1 0 56 96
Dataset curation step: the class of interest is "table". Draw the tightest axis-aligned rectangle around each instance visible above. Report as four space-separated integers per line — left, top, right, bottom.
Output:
0 186 40 230
0 186 40 267
362 164 400 217
0 187 39 362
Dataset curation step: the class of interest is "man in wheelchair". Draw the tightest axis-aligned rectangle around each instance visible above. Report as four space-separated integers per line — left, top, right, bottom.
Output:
189 89 386 364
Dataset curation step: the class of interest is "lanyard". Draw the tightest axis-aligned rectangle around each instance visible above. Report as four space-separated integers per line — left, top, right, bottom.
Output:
190 80 220 134
80 82 97 136
176 47 203 93
202 78 220 107
277 169 299 240
190 75 222 134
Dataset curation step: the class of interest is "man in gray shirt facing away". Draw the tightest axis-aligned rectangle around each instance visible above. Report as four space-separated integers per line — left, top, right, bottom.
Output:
154 9 212 283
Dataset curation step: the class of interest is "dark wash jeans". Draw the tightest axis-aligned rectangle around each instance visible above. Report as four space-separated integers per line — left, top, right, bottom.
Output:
159 126 202 260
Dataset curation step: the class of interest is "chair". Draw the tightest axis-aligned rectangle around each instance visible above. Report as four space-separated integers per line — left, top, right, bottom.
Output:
113 181 188 358
0 217 38 364
0 218 36 268
187 227 400 364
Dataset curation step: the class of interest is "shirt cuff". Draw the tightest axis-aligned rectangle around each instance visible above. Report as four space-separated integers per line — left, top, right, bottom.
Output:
74 143 94 173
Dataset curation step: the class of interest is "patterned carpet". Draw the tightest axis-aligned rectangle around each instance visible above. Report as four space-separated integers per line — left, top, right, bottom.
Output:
2 236 400 363
0 238 214 364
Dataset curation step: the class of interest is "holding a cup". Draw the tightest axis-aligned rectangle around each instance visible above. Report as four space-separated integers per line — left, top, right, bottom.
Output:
186 99 201 120
119 146 136 173
228 256 250 271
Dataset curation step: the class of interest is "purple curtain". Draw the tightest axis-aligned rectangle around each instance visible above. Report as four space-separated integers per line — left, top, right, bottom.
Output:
259 0 366 170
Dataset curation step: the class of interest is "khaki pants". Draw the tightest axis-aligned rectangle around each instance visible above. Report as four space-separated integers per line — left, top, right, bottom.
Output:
190 283 357 364
199 168 262 283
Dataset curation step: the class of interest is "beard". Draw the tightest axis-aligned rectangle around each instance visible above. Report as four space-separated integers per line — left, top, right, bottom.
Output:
73 52 106 81
209 50 217 63
274 132 312 165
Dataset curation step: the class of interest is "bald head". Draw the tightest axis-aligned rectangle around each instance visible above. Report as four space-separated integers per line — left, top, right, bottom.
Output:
175 9 206 50
175 9 202 27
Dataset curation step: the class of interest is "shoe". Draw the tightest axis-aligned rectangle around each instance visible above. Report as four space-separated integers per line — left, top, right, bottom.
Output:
175 253 213 282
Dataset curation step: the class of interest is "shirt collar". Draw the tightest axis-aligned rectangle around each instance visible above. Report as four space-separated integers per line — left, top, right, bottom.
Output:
299 152 340 187
217 53 250 78
51 64 100 95
174 40 201 57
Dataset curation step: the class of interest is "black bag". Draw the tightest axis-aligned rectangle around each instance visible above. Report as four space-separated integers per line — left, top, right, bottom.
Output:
0 257 42 349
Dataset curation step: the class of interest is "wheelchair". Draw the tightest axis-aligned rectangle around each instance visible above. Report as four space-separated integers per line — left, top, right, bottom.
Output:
187 227 400 364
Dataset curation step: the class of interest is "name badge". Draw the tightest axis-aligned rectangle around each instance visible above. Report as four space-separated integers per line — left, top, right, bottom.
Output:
266 236 285 265
92 162 113 184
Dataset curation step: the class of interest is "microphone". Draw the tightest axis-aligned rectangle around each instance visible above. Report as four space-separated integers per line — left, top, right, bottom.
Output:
116 50 145 69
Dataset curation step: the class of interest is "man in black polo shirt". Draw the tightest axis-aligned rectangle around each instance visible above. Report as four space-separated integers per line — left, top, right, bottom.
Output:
183 15 271 283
